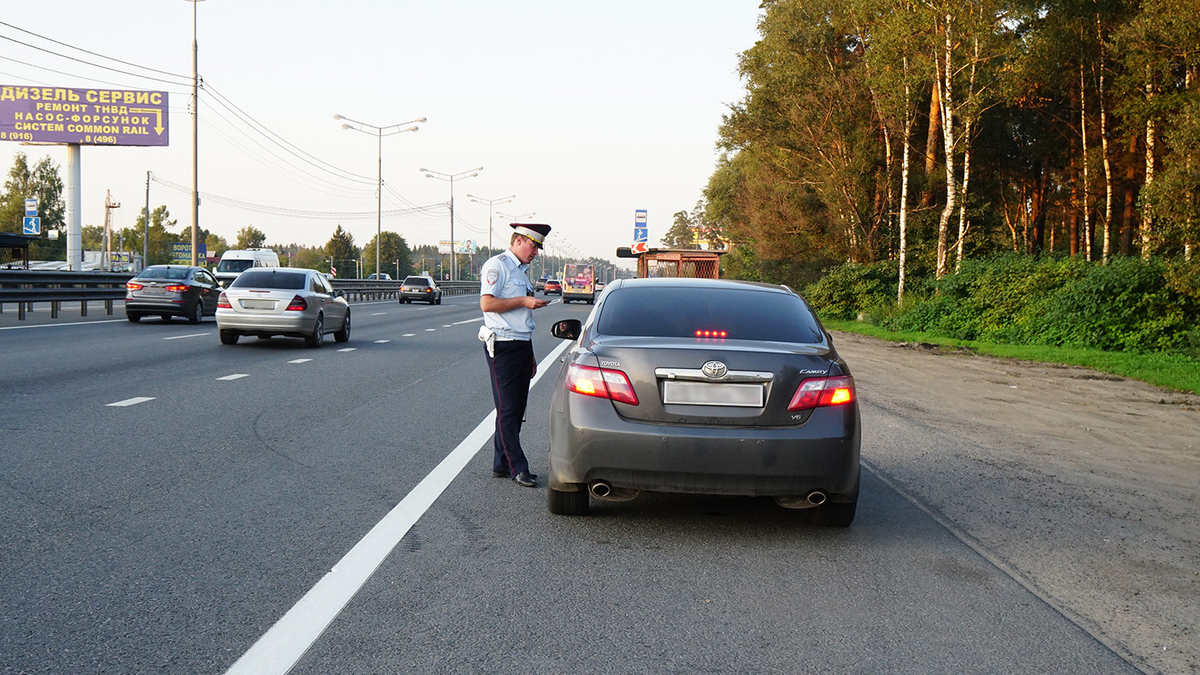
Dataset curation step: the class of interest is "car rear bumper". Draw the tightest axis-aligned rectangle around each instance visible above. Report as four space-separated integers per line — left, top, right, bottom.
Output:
401 291 436 302
549 394 860 499
215 309 314 336
126 298 187 315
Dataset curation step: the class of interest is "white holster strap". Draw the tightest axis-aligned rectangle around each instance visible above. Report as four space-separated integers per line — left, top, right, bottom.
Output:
478 325 496 358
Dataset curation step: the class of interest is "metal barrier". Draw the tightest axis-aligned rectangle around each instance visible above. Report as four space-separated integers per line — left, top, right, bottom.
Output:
0 270 482 321
0 270 133 320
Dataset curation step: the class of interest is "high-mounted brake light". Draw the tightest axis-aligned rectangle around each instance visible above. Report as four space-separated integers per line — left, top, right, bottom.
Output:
285 295 308 311
566 364 639 406
787 375 855 411
217 292 231 309
694 329 728 338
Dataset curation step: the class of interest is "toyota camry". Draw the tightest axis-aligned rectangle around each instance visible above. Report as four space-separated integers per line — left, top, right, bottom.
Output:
546 277 860 526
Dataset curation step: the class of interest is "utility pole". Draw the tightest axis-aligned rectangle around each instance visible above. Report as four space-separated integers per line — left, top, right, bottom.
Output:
103 191 120 271
143 172 150 270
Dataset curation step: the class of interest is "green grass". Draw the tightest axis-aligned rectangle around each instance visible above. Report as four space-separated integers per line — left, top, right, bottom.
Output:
821 318 1200 396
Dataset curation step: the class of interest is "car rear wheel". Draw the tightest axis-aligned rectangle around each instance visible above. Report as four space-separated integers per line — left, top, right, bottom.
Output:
188 300 203 324
334 310 351 342
547 487 589 516
812 499 857 527
305 314 324 348
435 296 441 305
127 313 141 323
220 330 239 345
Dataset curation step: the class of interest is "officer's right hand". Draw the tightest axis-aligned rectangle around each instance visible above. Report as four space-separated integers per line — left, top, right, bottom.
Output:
526 296 549 309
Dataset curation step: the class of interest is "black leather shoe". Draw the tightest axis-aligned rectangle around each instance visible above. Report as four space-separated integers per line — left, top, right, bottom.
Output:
512 472 537 488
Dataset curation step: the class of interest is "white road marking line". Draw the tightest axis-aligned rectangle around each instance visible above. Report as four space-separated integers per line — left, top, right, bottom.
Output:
107 397 155 407
337 348 356 352
216 374 250 381
373 340 390 344
222 339 571 675
288 359 312 364
370 312 387 316
163 333 210 340
402 333 415 337
442 324 452 327
451 317 484 325
0 319 126 331
424 328 436 332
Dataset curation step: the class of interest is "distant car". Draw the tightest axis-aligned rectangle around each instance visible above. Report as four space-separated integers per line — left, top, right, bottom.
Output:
399 275 442 304
536 275 549 291
125 265 221 324
367 273 392 280
545 278 860 526
543 279 562 295
595 281 607 292
215 268 350 347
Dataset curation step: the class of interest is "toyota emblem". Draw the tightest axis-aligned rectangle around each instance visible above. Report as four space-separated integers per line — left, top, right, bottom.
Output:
701 360 728 379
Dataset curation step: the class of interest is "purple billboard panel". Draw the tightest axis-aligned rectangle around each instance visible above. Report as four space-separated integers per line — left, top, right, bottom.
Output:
0 85 169 146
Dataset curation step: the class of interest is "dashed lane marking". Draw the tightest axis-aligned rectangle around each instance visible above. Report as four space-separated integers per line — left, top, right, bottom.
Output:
402 333 415 337
288 359 312 364
424 328 436 332
107 397 155 407
451 317 484 325
216 374 250 381
337 348 356 352
373 340 390 344
163 333 209 340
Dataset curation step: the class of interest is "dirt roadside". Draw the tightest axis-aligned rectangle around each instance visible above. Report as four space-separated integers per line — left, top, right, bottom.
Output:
833 331 1200 675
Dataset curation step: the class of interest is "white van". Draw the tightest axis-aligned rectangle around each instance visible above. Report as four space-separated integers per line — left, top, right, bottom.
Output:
214 248 280 286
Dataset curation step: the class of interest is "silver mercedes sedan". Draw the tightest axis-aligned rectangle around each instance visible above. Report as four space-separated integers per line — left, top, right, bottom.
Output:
215 268 350 347
546 277 860 526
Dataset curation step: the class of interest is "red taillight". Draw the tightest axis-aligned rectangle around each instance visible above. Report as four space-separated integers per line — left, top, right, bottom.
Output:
126 282 143 291
566 364 639 406
787 375 855 411
694 329 728 339
217 292 231 309
163 284 188 293
285 295 307 311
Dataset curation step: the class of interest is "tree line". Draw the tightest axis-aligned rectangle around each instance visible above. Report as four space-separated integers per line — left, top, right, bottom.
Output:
699 0 1199 299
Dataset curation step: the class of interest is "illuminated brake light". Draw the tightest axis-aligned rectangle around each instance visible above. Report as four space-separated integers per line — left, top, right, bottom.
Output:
126 282 143 291
217 292 231 309
285 295 308 311
163 285 189 293
566 364 639 405
787 375 855 411
694 329 728 339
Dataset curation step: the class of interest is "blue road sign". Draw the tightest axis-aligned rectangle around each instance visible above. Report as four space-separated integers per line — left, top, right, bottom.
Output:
25 198 38 217
23 216 40 235
634 227 648 243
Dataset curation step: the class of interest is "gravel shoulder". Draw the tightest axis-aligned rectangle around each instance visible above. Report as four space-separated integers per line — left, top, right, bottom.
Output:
834 331 1200 675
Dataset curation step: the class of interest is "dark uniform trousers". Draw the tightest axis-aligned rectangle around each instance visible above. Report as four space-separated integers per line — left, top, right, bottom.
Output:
485 339 535 476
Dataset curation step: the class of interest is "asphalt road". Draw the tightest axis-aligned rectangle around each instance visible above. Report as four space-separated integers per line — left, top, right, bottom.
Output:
0 296 1149 674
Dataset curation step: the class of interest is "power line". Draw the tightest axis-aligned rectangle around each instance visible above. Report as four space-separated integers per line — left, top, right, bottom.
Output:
0 20 190 81
0 33 190 87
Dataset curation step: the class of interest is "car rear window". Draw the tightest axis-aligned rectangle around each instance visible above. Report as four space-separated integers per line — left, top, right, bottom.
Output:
596 286 824 343
231 270 307 290
137 267 190 280
403 277 430 286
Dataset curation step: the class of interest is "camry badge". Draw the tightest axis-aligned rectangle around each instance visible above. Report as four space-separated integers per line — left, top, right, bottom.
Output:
701 360 728 380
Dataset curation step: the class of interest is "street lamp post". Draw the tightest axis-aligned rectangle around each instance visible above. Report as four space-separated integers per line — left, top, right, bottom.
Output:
334 114 424 280
183 0 208 266
467 194 515 255
421 167 481 281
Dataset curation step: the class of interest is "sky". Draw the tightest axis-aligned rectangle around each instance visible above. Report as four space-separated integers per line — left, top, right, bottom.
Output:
1 1 763 271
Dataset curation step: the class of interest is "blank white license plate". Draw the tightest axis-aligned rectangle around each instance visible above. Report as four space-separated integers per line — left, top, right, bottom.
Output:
240 299 276 310
662 381 764 407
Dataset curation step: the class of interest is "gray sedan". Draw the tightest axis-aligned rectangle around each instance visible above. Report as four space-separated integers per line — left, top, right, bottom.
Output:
546 277 860 526
215 268 350 347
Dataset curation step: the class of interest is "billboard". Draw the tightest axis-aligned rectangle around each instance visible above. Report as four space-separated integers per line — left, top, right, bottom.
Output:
1 85 169 146
438 240 477 254
170 242 207 264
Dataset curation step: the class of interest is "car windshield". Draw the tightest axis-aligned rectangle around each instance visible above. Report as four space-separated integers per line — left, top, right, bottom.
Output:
216 259 254 273
137 267 189 280
231 270 307 290
596 286 824 343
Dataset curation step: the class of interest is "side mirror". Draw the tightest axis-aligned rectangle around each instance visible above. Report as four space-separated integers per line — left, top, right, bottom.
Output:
551 319 582 341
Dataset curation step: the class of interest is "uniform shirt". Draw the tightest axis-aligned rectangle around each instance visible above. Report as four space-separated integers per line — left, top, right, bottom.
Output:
480 248 535 340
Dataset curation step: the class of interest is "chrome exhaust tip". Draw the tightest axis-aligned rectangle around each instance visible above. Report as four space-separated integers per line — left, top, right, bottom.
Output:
806 490 827 506
589 480 612 498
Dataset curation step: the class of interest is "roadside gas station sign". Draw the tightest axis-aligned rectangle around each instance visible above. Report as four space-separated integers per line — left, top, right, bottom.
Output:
0 85 169 146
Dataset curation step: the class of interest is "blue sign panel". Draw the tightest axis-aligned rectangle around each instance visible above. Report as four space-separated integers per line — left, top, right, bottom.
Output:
170 242 208 264
633 227 648 243
23 216 40 235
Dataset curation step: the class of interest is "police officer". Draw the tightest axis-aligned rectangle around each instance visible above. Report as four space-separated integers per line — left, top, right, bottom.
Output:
479 223 551 487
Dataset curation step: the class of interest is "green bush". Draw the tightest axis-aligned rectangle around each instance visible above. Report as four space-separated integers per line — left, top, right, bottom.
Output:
802 260 900 320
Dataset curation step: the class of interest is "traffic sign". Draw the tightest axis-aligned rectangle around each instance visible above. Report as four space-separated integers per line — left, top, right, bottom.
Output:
631 242 648 254
635 209 647 224
24 198 37 217
23 216 40 235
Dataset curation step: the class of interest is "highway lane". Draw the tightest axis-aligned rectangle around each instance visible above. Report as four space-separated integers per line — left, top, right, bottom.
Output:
1 296 1145 674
